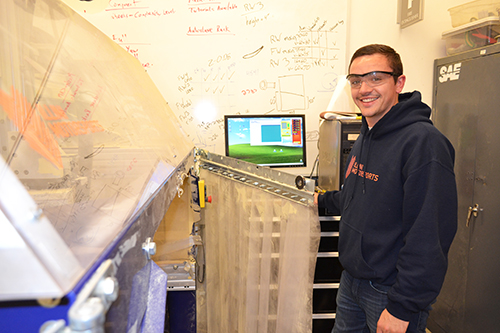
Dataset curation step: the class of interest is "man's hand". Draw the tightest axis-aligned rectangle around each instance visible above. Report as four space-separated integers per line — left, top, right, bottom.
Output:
313 192 319 205
376 309 409 333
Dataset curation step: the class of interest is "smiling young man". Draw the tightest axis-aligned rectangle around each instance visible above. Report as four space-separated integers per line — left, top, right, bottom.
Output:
315 44 458 333
349 52 405 128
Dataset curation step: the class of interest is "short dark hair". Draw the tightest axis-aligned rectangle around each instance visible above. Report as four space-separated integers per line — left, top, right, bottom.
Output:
349 44 403 83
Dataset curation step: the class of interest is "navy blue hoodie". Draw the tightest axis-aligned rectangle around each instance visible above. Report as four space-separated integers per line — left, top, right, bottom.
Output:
318 91 457 321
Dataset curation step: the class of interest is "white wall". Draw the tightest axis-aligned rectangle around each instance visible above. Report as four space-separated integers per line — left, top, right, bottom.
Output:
347 0 472 106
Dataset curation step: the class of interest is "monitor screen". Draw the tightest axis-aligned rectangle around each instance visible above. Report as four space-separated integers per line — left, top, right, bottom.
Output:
224 114 306 168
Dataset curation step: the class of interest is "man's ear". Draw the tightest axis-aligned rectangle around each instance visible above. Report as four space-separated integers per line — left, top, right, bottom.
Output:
396 75 406 93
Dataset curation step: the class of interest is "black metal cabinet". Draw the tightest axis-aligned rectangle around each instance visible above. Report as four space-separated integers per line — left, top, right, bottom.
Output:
428 43 500 333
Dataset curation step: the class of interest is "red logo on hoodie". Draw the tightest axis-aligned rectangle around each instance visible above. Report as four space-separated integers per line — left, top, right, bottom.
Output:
345 155 379 182
345 156 356 179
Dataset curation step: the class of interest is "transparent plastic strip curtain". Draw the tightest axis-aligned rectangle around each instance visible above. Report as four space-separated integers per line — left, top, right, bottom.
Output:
200 170 320 333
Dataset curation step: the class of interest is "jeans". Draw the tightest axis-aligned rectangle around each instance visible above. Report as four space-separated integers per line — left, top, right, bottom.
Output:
332 270 430 333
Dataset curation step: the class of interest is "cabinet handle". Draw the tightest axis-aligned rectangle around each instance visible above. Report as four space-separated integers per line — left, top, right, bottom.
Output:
466 203 482 227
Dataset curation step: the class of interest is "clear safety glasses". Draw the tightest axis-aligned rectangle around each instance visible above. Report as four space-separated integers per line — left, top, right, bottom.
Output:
346 71 398 89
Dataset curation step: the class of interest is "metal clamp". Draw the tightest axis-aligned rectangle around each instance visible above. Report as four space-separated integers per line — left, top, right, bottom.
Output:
68 260 118 332
40 259 119 333
142 237 156 260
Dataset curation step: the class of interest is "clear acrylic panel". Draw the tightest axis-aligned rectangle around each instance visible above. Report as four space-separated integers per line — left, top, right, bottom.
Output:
0 0 193 300
199 169 320 333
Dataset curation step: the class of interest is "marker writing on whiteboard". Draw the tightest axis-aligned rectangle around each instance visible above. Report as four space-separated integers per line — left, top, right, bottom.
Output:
187 25 235 36
84 144 105 159
109 9 176 19
188 1 237 13
243 46 264 59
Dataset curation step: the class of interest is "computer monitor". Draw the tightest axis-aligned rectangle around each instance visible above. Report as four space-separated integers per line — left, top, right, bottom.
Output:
224 114 306 168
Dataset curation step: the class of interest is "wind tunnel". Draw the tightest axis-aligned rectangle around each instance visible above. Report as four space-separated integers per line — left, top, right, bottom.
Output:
0 0 320 332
